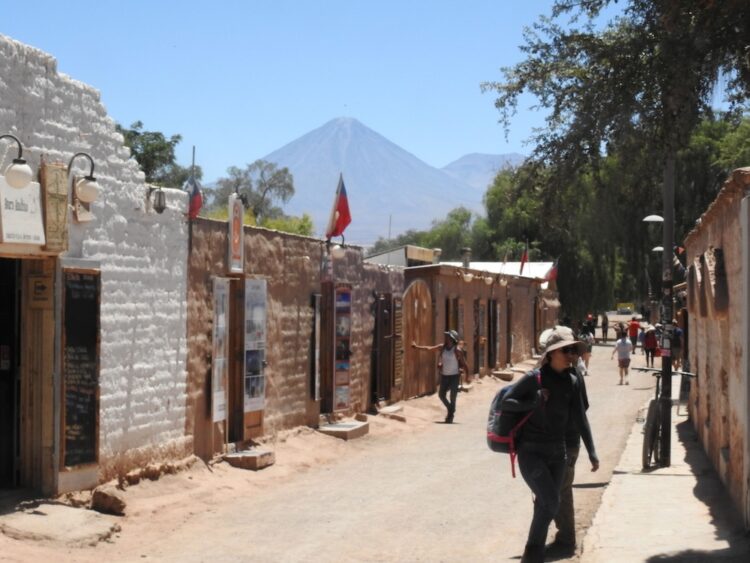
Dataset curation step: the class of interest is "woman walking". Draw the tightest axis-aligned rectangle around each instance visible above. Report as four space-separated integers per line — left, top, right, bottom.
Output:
501 326 599 562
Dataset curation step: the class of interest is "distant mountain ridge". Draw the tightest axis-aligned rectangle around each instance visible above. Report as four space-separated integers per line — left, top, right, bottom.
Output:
262 118 523 244
441 152 526 191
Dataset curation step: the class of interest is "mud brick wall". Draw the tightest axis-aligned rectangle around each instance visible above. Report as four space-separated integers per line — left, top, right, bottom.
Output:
187 220 404 459
1 34 191 481
684 167 750 527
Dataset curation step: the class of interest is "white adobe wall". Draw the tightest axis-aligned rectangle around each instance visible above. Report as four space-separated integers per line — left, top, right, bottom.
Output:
0 34 191 475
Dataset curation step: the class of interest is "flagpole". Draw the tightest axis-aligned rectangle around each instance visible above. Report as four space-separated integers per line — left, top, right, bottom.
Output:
188 145 196 255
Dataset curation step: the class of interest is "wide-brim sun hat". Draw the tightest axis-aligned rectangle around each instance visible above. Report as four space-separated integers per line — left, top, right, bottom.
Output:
645 324 656 332
539 326 587 356
444 330 459 343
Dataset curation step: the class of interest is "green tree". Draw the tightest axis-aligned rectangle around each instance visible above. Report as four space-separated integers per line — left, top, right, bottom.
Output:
210 160 294 223
116 121 202 186
481 0 750 318
263 213 314 237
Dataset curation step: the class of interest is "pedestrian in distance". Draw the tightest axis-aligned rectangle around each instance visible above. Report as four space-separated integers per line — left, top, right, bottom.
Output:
643 325 658 368
501 326 599 563
638 326 646 355
412 330 468 423
611 332 634 385
672 319 684 370
628 316 640 353
601 311 609 343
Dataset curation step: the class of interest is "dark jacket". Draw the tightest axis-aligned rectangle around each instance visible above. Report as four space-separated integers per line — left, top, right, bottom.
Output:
501 364 598 463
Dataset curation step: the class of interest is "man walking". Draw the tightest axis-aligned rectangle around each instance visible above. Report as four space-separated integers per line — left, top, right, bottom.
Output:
611 331 634 385
412 330 468 423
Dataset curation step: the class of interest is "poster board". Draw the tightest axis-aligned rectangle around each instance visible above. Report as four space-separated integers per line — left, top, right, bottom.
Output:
61 269 100 468
311 293 321 401
0 176 46 246
211 278 230 422
243 279 266 413
333 285 352 411
40 162 69 252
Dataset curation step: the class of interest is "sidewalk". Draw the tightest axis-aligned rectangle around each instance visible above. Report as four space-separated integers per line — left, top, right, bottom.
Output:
581 400 750 562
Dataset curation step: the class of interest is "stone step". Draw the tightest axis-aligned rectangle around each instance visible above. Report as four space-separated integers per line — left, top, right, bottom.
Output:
223 449 275 471
378 404 406 422
318 420 370 441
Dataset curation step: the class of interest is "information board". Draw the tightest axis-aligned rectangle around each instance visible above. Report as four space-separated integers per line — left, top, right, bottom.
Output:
62 270 100 467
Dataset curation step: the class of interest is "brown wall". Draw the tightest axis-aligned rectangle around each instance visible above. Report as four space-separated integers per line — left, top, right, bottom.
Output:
186 219 402 460
683 167 750 526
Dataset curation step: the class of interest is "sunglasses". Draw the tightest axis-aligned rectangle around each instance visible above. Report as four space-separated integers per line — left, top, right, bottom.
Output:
560 345 579 355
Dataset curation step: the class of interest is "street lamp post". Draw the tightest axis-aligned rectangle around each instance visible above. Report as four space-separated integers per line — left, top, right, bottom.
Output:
660 156 675 466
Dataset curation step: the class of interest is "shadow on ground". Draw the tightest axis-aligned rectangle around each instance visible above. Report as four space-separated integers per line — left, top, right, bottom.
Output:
645 420 750 562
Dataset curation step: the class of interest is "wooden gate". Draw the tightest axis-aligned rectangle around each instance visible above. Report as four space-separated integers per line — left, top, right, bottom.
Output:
372 293 393 404
402 280 434 399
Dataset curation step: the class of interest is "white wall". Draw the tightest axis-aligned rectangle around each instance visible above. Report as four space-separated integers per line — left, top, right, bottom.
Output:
0 34 191 472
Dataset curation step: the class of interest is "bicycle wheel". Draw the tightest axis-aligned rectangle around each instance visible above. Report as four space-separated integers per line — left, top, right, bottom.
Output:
642 399 659 469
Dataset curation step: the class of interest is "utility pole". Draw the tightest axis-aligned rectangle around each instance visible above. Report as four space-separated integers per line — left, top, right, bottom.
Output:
660 153 675 466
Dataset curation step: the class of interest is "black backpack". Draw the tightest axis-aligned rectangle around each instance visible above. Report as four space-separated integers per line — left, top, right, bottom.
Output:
486 370 542 477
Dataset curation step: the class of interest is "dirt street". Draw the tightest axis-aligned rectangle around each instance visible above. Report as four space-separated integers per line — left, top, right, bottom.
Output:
0 344 656 562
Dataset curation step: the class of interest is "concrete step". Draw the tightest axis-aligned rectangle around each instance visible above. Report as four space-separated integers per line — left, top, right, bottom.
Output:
378 404 406 422
318 420 370 441
223 449 275 471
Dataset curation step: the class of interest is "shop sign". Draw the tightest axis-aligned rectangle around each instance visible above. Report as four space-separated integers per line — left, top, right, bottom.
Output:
333 285 352 411
0 176 46 246
211 278 230 423
227 194 244 274
243 279 266 413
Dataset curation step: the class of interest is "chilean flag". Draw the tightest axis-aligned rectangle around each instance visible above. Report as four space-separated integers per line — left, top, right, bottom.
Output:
325 173 351 239
544 258 559 282
519 241 528 275
184 175 202 220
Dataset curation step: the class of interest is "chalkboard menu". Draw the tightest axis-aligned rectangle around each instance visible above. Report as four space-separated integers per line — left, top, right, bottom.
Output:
62 270 100 467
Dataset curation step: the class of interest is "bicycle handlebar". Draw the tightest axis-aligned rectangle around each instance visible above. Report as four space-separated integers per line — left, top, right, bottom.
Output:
633 366 697 378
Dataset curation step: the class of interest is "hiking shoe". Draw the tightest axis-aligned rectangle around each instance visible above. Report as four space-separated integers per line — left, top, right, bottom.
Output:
545 540 576 557
445 414 454 423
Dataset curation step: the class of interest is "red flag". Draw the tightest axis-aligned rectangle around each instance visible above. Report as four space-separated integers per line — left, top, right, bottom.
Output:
325 174 351 239
185 175 202 219
544 258 559 282
519 242 528 275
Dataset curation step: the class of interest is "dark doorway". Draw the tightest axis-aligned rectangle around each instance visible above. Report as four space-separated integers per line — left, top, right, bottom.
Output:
372 293 393 405
0 258 19 488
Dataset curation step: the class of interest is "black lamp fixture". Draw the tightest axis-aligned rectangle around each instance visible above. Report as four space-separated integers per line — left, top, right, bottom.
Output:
67 152 99 203
0 133 33 189
147 186 167 214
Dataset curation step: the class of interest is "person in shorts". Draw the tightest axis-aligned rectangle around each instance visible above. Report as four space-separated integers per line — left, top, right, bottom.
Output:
611 332 633 385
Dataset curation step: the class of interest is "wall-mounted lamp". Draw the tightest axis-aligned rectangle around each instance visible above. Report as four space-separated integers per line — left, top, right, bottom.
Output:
484 275 494 286
499 278 509 287
0 134 33 189
462 272 474 283
67 152 99 203
147 186 167 214
326 235 346 259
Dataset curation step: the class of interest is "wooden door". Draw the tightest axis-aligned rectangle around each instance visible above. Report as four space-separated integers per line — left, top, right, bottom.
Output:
488 300 498 369
402 280 434 398
392 297 404 400
372 293 393 404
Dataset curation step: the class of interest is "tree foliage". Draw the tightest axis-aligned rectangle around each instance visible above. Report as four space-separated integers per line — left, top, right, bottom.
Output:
478 0 750 318
209 160 295 223
116 121 202 186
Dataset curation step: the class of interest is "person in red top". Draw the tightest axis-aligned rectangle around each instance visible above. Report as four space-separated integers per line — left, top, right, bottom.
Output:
643 326 658 368
627 316 640 352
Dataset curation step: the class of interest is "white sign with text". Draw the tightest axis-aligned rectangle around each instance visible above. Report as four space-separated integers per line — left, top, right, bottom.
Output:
0 176 46 245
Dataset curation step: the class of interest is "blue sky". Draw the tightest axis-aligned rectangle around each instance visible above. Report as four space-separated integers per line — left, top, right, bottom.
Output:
4 1 566 183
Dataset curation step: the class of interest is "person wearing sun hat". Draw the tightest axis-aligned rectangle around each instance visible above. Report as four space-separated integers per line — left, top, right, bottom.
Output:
412 329 468 423
501 326 599 563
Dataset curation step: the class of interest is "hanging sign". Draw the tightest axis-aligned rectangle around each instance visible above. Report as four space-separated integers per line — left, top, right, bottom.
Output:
228 193 244 274
211 278 230 422
40 162 69 252
333 285 352 411
244 279 266 413
0 176 46 246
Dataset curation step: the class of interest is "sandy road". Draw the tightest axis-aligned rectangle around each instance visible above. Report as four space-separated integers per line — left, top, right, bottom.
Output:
0 344 657 562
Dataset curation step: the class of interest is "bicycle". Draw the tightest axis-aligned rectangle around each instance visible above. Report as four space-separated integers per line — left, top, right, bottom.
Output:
634 366 696 469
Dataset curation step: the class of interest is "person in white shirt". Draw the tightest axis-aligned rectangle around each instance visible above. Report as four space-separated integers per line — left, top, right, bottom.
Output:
412 330 468 423
610 332 634 385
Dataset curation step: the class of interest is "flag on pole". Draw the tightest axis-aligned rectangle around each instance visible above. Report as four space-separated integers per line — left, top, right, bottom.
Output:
544 258 559 282
519 241 528 275
184 175 203 219
325 173 351 239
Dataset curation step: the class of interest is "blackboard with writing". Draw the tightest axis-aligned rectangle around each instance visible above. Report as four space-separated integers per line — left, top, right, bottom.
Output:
63 270 100 467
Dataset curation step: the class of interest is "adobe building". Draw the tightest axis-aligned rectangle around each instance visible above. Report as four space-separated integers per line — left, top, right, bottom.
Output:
402 259 559 394
186 215 403 461
683 167 750 529
0 35 191 494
